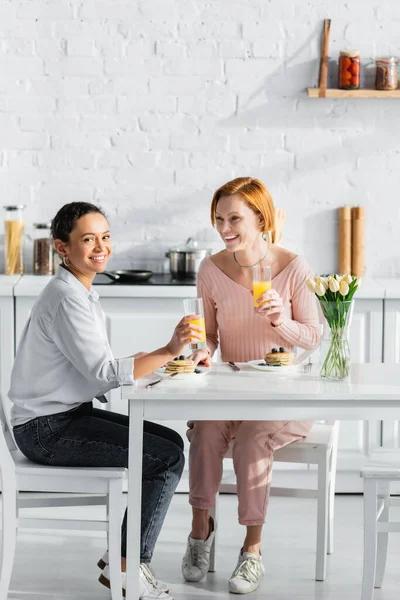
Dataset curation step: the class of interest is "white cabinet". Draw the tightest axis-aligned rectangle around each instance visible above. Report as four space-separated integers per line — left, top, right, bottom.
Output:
0 276 21 429
379 294 400 493
381 299 400 448
375 282 400 452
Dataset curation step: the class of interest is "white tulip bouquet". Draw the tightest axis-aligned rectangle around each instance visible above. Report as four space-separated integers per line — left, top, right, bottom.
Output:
305 274 360 379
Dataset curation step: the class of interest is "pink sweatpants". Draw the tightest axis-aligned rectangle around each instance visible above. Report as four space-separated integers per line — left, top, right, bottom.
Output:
187 420 313 526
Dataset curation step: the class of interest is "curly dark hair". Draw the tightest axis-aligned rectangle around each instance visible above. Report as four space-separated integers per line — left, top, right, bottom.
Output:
51 202 107 242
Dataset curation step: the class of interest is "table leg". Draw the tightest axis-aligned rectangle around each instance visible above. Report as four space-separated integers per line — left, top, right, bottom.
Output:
126 396 144 599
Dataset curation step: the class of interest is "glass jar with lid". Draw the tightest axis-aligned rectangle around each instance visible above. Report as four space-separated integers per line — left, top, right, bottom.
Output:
375 57 398 90
338 50 360 89
3 205 25 275
33 223 54 275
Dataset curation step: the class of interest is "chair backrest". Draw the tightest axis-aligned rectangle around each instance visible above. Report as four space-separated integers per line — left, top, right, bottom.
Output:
0 394 17 452
0 394 17 489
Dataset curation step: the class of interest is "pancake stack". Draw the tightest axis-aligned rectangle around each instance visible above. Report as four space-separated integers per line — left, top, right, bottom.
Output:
264 347 295 367
165 358 196 375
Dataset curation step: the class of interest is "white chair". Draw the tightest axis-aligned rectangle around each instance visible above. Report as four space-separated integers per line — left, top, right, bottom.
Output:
210 420 340 582
0 396 127 600
360 450 400 600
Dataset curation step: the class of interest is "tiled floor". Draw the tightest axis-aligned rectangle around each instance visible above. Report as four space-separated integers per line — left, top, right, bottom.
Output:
8 493 400 599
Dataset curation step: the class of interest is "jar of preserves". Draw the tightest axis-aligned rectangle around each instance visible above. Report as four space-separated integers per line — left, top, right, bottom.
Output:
33 223 53 275
338 50 360 89
3 205 25 275
375 57 398 90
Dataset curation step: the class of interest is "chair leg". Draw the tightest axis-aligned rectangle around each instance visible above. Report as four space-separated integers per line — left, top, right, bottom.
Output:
208 493 219 573
106 492 110 554
374 483 390 589
327 435 339 556
315 450 329 581
0 483 17 600
327 478 334 556
361 478 378 600
108 479 124 600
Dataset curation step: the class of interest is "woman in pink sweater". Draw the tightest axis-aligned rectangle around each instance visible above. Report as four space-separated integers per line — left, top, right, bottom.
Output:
181 177 320 595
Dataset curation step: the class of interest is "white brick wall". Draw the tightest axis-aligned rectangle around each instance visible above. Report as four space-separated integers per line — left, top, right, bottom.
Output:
0 0 398 275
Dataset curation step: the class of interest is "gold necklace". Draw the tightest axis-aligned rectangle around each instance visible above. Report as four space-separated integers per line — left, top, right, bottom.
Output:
233 249 269 268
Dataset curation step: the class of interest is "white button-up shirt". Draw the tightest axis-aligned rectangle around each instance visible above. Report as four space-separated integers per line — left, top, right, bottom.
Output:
9 266 135 427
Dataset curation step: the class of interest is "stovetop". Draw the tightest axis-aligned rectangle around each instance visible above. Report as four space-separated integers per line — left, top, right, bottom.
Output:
93 273 196 286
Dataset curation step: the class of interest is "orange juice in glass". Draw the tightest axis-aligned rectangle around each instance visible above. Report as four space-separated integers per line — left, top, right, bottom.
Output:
183 297 206 349
252 264 272 308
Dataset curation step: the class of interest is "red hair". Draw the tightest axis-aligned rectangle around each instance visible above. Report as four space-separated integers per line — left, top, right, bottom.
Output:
210 177 275 236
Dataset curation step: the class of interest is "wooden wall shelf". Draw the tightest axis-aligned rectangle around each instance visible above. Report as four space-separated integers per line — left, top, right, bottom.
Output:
307 87 400 98
311 19 400 99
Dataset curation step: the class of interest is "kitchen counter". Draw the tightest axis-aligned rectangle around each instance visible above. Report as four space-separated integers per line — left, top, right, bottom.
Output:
376 278 400 299
354 276 385 299
12 273 197 298
9 273 385 298
0 275 21 296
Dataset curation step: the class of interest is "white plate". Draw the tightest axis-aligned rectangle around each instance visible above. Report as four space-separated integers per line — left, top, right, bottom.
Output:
154 365 210 380
247 360 301 373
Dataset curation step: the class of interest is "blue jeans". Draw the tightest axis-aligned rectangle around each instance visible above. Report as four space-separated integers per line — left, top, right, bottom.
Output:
13 402 185 562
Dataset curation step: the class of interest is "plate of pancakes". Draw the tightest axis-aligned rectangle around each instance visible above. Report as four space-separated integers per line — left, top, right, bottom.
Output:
155 357 210 380
248 347 300 373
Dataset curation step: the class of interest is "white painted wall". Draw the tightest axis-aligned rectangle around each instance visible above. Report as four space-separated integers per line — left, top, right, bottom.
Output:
0 0 398 275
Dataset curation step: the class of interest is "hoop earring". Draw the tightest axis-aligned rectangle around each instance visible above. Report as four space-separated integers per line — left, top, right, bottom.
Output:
262 232 268 241
62 256 70 267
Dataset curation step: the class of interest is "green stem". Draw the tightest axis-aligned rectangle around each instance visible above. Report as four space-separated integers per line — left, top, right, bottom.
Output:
320 326 350 380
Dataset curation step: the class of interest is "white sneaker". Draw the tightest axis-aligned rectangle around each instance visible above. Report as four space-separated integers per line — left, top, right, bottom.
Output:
181 519 216 582
228 550 265 594
99 563 174 599
97 552 169 593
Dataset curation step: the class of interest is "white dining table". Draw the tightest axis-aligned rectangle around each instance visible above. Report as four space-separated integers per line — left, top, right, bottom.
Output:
122 362 400 599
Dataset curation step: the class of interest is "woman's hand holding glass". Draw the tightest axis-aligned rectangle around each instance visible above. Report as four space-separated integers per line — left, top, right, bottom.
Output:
166 315 204 357
255 288 285 326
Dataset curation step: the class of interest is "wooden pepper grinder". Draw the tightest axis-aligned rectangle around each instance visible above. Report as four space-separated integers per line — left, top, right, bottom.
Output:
351 206 365 277
338 206 352 275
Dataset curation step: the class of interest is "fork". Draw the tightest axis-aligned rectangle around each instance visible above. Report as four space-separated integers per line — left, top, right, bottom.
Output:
303 357 313 374
146 372 179 388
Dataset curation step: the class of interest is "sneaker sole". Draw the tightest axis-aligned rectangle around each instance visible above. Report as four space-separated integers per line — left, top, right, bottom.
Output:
182 570 208 583
98 573 126 598
99 569 170 595
229 582 260 594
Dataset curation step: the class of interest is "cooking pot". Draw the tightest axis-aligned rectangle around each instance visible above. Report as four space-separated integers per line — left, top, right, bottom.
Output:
165 238 211 281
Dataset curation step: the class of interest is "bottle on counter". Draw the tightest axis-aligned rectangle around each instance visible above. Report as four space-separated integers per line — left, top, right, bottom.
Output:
338 50 360 89
33 223 54 275
3 205 25 275
375 57 398 90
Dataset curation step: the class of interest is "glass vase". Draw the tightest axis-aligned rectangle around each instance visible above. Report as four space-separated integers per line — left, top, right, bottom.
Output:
319 300 354 380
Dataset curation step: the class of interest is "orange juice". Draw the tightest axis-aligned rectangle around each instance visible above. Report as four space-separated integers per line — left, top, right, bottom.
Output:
253 281 271 307
189 317 206 342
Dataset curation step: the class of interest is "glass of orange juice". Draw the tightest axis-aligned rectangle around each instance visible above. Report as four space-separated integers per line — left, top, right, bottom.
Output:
252 264 272 308
183 297 206 349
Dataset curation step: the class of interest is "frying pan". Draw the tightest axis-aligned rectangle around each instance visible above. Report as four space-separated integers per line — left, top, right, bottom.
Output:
102 270 153 283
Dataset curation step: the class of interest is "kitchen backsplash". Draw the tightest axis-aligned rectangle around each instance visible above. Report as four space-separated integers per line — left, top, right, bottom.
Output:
1 0 400 276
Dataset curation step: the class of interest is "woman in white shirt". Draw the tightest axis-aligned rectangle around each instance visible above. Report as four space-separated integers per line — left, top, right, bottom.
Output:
9 201 201 600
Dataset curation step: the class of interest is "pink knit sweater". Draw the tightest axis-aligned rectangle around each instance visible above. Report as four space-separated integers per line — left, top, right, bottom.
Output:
197 255 320 363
